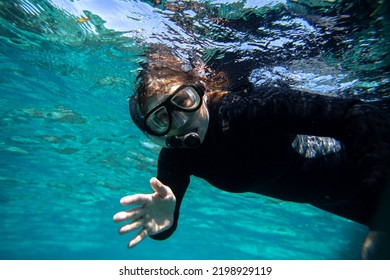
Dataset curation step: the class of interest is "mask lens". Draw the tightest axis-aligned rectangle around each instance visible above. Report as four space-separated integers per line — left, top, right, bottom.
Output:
143 86 203 136
171 87 200 110
145 107 170 135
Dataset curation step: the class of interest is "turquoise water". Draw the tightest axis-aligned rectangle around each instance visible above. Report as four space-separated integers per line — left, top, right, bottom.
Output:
1 0 388 260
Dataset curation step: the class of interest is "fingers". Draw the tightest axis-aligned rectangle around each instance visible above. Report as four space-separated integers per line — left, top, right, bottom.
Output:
119 178 171 205
113 207 144 223
120 194 150 206
117 219 149 249
118 218 144 235
150 177 171 198
129 228 149 248
114 178 173 249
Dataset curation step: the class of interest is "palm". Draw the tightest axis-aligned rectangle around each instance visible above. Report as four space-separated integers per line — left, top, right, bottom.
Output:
113 177 176 248
143 190 175 234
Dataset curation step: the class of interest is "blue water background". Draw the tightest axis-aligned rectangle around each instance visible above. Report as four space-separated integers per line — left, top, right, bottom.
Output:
1 0 388 259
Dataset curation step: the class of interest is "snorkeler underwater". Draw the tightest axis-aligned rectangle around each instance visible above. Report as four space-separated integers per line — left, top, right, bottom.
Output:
1 0 389 260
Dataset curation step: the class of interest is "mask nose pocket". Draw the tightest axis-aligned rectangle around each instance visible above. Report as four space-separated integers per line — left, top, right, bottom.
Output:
171 111 191 129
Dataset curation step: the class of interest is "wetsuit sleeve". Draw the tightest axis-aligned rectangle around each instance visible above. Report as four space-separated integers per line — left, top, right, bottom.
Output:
149 148 191 240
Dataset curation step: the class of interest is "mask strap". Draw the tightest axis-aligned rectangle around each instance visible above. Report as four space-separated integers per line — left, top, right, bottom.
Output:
129 95 146 133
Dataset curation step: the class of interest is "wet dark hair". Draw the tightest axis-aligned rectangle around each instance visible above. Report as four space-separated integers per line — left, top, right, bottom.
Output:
135 44 230 114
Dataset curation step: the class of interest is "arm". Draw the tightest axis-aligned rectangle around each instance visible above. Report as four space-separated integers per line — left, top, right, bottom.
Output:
150 148 191 240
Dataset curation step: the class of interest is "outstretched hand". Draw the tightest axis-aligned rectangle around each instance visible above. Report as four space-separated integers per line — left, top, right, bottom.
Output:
113 177 176 248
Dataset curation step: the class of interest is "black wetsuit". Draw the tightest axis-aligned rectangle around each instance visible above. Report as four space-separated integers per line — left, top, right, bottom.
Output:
151 86 390 240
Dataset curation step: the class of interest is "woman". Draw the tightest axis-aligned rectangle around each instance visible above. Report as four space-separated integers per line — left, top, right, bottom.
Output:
113 47 390 259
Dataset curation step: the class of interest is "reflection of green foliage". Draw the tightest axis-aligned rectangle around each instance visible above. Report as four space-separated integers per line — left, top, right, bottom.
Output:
340 31 389 85
0 0 144 98
0 0 137 48
287 0 341 13
203 48 225 64
82 10 108 34
1 0 388 97
0 0 89 46
215 1 246 20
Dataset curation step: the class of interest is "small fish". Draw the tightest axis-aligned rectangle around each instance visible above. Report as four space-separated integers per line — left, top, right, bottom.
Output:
76 16 90 23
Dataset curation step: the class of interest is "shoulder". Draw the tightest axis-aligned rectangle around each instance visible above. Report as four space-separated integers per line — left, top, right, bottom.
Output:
209 84 299 114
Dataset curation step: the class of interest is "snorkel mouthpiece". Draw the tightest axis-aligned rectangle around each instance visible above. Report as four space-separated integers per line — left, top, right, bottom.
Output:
166 132 201 148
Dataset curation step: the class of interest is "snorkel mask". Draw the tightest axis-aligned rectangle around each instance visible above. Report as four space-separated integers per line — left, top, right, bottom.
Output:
130 84 209 148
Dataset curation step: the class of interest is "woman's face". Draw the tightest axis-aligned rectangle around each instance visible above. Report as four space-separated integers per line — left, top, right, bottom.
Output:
144 83 209 148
